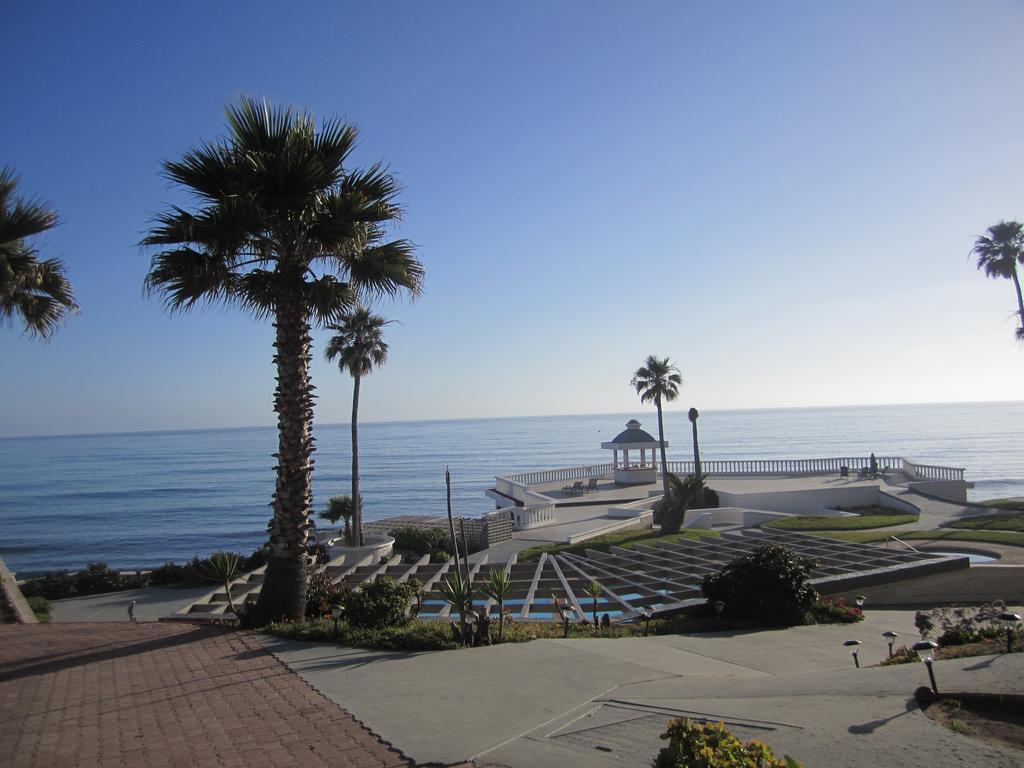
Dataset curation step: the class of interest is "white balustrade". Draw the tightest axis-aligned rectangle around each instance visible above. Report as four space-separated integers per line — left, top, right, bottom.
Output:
510 503 557 531
497 455 964 488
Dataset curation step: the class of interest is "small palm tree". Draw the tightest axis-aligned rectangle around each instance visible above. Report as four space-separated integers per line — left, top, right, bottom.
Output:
439 571 476 646
631 356 683 497
582 579 603 626
201 552 243 619
480 568 512 643
319 494 358 546
971 221 1024 340
0 166 77 339
143 98 423 624
325 308 391 547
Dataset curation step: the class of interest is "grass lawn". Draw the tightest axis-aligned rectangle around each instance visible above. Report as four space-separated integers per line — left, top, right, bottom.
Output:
516 528 720 562
808 529 1024 547
946 512 1024 532
763 513 917 531
981 498 1024 512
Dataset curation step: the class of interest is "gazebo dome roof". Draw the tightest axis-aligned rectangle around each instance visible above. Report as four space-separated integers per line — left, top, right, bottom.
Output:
601 419 664 449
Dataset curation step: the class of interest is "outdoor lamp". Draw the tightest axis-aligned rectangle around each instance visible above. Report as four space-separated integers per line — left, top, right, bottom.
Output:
998 611 1021 654
562 606 576 638
713 600 726 622
882 631 899 658
855 595 866 609
912 640 939 695
639 607 652 636
843 639 862 668
465 610 479 626
330 604 345 640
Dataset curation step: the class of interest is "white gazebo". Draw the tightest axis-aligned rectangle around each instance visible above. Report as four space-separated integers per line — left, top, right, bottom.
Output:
601 419 665 485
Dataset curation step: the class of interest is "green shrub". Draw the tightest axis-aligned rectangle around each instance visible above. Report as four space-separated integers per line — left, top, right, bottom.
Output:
305 570 345 618
805 597 863 624
26 595 52 622
389 526 454 557
655 473 706 534
266 617 458 651
341 576 421 629
703 487 720 509
653 718 801 767
702 544 818 627
20 571 78 600
73 562 125 595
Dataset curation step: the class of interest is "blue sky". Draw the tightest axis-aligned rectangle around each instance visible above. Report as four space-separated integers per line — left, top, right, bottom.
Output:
3 1 1024 437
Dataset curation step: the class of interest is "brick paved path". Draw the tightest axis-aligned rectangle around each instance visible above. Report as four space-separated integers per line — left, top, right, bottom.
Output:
0 623 412 768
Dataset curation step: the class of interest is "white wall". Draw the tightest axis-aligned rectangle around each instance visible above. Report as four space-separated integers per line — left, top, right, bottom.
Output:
716 485 879 515
823 565 1023 606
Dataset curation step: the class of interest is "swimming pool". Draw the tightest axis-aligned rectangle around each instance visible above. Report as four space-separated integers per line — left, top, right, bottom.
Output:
928 550 998 564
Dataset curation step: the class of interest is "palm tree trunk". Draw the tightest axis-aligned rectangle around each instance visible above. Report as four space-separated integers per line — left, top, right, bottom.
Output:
690 419 705 507
656 395 669 497
256 281 315 624
351 374 362 546
498 600 504 643
1011 268 1024 336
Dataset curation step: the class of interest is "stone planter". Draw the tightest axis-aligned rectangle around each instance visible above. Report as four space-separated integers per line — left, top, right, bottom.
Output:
326 533 394 565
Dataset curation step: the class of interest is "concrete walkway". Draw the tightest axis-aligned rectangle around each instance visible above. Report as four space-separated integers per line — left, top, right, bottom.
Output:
0 623 411 768
265 609 1024 767
49 586 212 622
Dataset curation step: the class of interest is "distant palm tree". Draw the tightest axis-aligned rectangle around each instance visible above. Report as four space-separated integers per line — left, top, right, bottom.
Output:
319 494 358 546
631 355 683 497
0 166 77 339
325 307 391 547
143 97 423 623
971 221 1024 340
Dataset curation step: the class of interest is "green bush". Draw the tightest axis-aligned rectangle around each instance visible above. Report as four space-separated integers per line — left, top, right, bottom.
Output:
389 526 453 557
73 562 125 595
19 570 78 600
763 513 917 531
149 546 268 586
341 576 421 629
26 595 52 622
805 597 863 624
653 718 801 768
305 570 345 618
702 544 818 627
266 617 458 651
655 473 706 534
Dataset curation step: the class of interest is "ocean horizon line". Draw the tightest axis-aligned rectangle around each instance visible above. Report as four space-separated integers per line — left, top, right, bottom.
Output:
2 398 1022 442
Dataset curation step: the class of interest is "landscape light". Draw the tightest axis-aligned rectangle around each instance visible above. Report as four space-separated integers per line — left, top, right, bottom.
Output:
639 607 652 636
843 639 862 668
998 612 1021 654
713 600 726 622
562 606 576 638
912 640 940 695
855 595 866 609
882 631 899 658
331 604 345 640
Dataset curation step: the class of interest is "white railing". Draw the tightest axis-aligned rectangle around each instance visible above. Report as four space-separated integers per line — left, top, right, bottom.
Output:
498 455 965 488
510 503 557 531
503 463 615 486
902 458 965 481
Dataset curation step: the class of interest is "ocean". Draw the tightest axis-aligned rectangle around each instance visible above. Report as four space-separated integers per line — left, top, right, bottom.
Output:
1 401 1021 574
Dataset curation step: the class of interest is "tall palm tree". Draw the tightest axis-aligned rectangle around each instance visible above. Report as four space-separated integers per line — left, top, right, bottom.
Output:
143 98 423 623
631 355 682 497
324 307 391 547
0 166 77 339
971 221 1024 340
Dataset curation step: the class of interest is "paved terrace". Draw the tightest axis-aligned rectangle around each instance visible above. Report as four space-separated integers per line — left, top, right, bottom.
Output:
0 623 411 768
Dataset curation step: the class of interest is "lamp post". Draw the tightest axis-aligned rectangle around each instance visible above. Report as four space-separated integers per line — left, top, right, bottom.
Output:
713 600 725 624
562 606 576 638
331 604 345 641
912 640 939 695
638 607 652 637
998 611 1021 653
844 639 862 668
465 609 479 646
883 631 899 658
